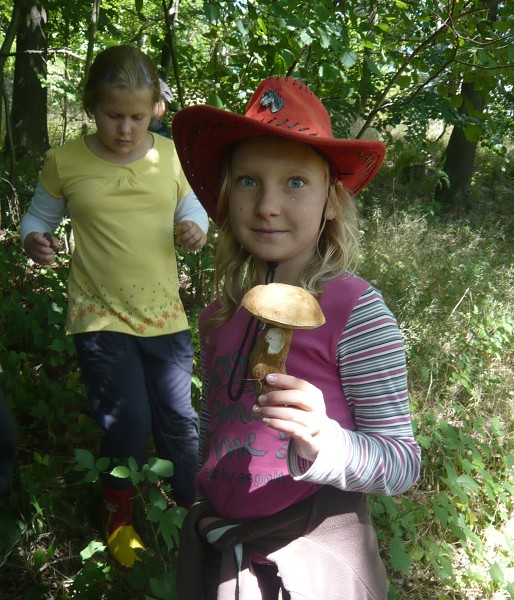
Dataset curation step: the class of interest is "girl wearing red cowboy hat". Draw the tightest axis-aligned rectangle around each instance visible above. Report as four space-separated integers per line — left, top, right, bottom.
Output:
172 76 421 600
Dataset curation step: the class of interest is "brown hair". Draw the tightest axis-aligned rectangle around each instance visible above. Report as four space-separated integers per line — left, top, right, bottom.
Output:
83 45 161 117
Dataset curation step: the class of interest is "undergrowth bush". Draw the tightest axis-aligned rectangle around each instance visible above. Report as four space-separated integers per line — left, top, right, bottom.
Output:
1 145 513 599
360 167 514 598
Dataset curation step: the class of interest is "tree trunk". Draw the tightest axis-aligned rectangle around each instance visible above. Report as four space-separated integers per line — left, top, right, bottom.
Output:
162 0 184 108
1 0 23 183
10 0 49 155
434 81 486 210
83 0 101 91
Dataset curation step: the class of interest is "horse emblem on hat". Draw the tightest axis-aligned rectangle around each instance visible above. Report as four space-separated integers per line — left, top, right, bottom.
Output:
260 89 285 113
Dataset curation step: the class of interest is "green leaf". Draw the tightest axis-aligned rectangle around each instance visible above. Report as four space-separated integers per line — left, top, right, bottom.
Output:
32 548 48 569
146 504 163 523
256 18 267 34
273 53 288 76
96 457 111 471
396 75 411 89
150 570 175 599
206 93 224 109
489 561 505 584
50 337 67 351
433 503 449 526
317 28 331 49
464 123 482 142
451 95 463 109
74 448 95 469
389 535 412 574
456 474 480 493
340 49 358 69
80 540 106 560
235 19 249 36
111 466 131 479
416 434 431 449
299 30 313 45
147 457 174 478
148 486 168 510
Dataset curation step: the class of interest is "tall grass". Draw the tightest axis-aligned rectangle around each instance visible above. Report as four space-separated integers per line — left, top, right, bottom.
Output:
359 148 514 599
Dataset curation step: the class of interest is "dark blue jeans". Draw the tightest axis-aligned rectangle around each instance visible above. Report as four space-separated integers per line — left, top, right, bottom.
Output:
74 330 199 505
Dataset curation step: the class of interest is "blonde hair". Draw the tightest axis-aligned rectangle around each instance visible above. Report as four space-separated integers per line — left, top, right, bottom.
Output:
205 155 360 333
83 45 161 116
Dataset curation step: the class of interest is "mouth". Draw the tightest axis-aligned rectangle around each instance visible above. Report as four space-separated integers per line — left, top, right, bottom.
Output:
253 229 285 238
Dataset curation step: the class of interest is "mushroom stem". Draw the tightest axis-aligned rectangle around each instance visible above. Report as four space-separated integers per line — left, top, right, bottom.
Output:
249 324 293 394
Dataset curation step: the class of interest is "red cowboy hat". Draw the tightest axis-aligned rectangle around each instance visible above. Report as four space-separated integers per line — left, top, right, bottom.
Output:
172 76 386 224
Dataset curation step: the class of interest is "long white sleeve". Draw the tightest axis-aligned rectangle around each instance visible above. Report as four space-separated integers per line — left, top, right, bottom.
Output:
20 183 66 244
174 189 209 234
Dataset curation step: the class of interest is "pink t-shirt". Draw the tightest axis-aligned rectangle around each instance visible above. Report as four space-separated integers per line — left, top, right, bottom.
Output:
197 274 370 520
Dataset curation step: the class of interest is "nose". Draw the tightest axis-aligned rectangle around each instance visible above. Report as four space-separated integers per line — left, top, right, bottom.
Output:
255 185 280 217
118 118 131 134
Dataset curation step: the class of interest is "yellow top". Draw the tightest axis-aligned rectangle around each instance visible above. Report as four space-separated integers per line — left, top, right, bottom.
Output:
40 134 190 336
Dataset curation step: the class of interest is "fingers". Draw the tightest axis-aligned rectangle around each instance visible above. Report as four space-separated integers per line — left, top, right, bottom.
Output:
25 232 58 265
251 373 331 463
255 373 321 410
177 221 207 251
43 232 61 253
252 373 327 434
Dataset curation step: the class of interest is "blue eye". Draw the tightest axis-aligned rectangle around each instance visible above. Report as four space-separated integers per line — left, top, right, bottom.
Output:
239 176 256 187
289 177 304 188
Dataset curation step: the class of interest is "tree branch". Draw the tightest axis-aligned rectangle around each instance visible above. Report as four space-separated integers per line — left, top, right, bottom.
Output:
163 0 184 108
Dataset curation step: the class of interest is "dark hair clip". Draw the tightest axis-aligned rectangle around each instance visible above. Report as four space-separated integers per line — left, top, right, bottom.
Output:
140 63 153 85
103 65 113 81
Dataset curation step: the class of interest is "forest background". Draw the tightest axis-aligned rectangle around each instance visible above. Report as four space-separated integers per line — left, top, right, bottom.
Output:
0 0 513 599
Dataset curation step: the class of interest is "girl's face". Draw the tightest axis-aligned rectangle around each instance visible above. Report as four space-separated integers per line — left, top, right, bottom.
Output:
228 137 336 284
91 85 154 162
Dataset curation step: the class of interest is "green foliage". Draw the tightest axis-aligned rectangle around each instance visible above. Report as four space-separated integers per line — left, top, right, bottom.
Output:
373 414 514 598
69 451 186 599
360 147 513 598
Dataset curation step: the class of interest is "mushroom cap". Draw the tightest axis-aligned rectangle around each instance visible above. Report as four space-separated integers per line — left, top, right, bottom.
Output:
242 283 326 329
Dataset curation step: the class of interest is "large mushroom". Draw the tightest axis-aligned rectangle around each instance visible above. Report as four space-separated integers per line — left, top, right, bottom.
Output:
241 283 325 394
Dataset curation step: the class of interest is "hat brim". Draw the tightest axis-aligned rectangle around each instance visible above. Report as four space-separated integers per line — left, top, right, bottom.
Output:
172 105 386 224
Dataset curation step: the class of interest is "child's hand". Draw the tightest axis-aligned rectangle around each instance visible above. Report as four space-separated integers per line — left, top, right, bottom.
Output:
23 232 60 265
252 373 332 463
176 220 207 251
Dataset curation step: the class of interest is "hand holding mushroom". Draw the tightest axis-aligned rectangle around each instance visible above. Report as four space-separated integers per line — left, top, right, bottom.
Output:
242 283 331 463
241 283 325 394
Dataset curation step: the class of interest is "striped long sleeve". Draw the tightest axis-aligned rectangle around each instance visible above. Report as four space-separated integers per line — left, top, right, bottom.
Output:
290 287 421 495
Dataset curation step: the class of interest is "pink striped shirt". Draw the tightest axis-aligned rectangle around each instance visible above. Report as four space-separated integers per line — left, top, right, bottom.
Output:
198 274 421 519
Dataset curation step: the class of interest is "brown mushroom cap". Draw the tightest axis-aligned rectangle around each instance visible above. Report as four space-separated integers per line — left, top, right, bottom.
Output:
241 283 326 329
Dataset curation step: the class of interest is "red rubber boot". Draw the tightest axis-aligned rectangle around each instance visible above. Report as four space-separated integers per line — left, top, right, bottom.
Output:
101 482 145 568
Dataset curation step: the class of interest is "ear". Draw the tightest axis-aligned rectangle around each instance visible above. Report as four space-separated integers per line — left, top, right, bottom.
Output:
324 197 336 221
